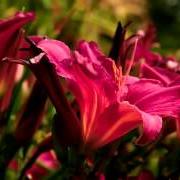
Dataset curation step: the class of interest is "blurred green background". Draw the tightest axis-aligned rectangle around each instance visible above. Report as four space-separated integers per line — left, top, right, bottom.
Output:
0 0 179 56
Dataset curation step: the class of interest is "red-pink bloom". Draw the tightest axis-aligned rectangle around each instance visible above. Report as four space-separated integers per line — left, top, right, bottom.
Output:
140 63 180 137
8 140 55 179
134 24 180 74
125 78 180 143
0 12 35 113
134 24 163 66
37 39 141 149
135 24 180 138
0 12 35 60
25 150 59 180
33 39 180 149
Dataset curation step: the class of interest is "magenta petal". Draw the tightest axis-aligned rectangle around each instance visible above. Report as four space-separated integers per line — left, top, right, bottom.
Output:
126 78 180 118
136 111 162 145
140 63 170 85
76 41 102 65
76 41 118 81
68 52 119 142
37 39 73 78
134 24 163 65
87 101 162 148
38 39 71 61
35 38 165 148
134 85 180 118
153 66 180 86
26 151 59 179
0 12 35 113
37 40 126 148
126 79 163 105
125 75 139 85
37 40 111 141
0 12 35 59
170 76 180 86
87 101 142 149
141 63 180 86
37 39 120 117
135 43 162 65
37 151 59 169
37 39 120 100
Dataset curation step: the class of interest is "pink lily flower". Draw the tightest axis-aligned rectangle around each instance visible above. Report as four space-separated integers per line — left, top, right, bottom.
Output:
0 12 35 113
134 24 163 66
140 63 180 137
27 39 180 150
8 151 58 180
25 150 59 180
135 24 180 139
0 12 35 60
134 24 180 74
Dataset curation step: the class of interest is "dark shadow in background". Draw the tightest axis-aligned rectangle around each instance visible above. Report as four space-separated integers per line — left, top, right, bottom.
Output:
148 0 180 51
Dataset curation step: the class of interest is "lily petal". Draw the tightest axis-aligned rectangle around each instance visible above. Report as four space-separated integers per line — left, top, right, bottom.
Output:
37 39 72 78
0 12 35 60
89 101 162 148
37 39 165 148
37 40 124 147
127 80 180 117
126 78 163 104
136 111 162 145
0 12 35 113
141 63 180 86
88 102 141 149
